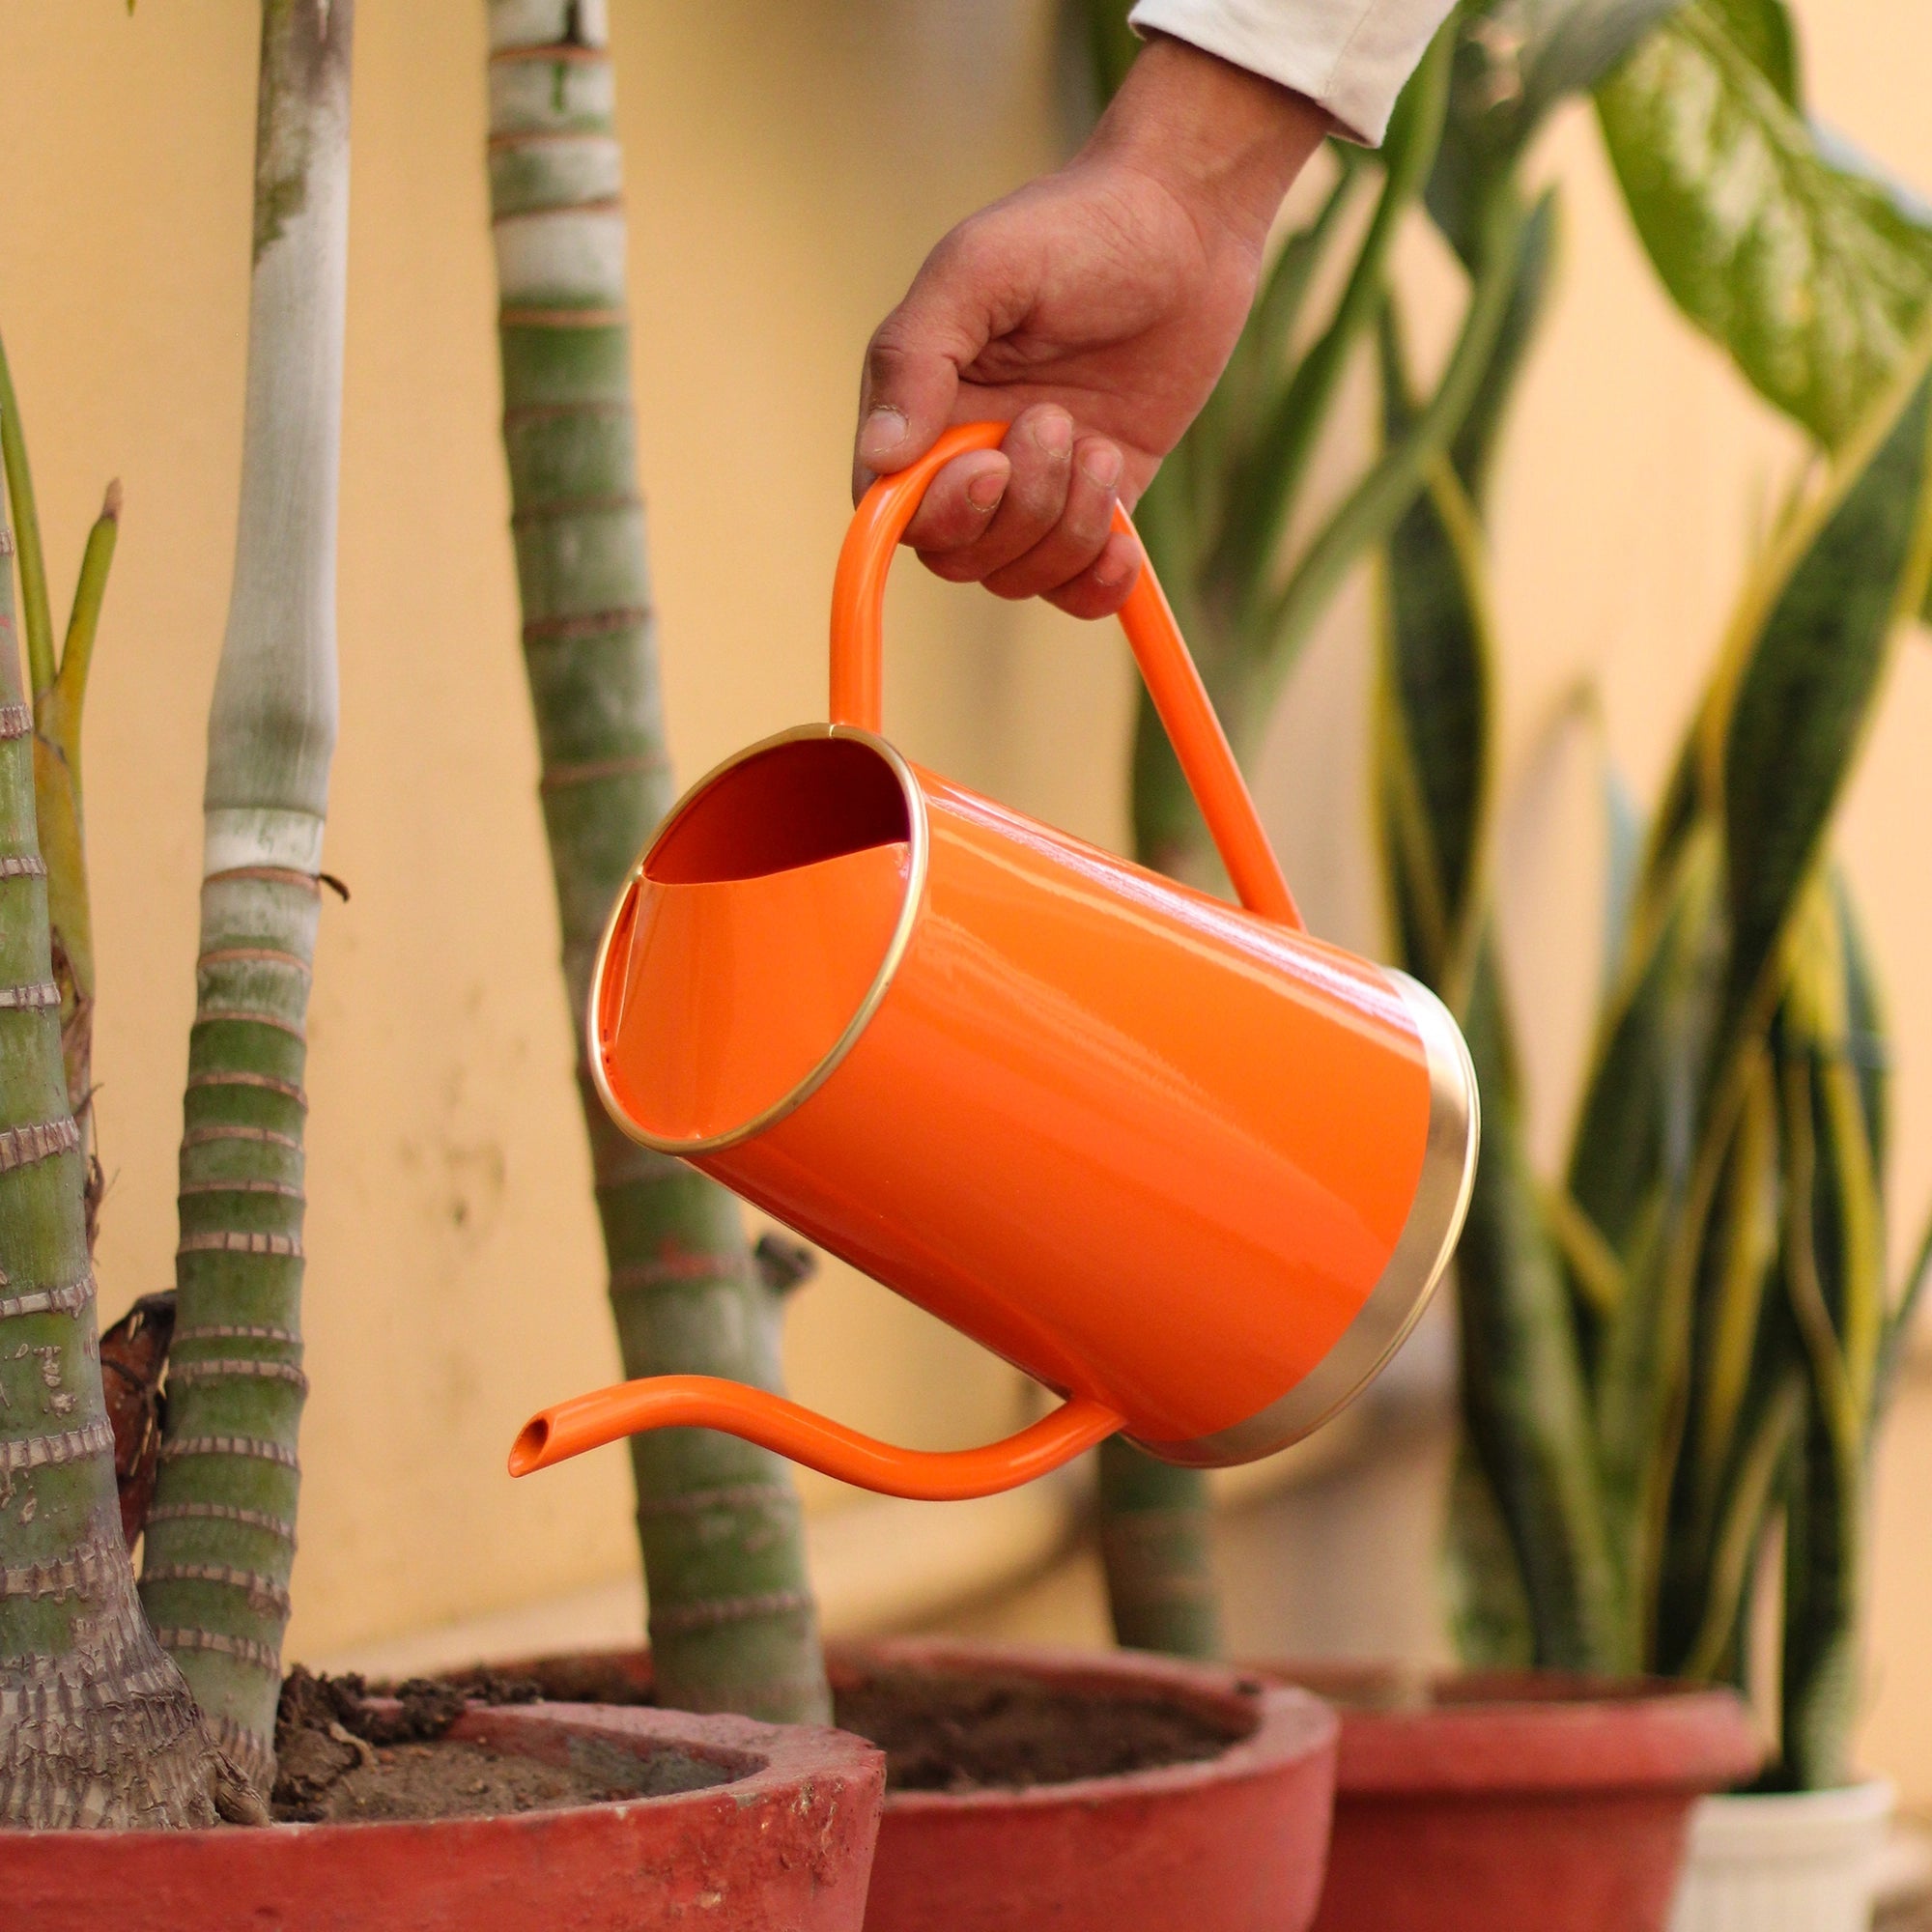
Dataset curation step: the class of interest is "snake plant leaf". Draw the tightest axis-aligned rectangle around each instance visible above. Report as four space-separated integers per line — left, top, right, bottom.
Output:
1833 868 1888 1179
1782 1391 1861 1790
1376 304 1496 973
1375 462 1494 999
1429 0 1683 262
1718 356 1932 1044
1211 34 1451 612
1885 1209 1932 1398
1155 166 1364 601
1452 189 1561 505
1598 2 1932 447
1567 820 1720 1266
1453 948 1626 1670
1770 891 1886 1786
1442 1436 1535 1666
1602 760 1643 995
1651 1038 1783 1676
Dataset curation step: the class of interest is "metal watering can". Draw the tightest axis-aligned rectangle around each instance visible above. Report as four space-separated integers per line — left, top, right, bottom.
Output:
509 423 1479 1501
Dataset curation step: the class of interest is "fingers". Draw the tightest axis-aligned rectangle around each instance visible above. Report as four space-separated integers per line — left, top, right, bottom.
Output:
903 405 1132 613
1043 530 1142 620
852 232 999 500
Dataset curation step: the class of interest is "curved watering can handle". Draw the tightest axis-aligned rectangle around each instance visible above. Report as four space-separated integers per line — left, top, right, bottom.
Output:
832 419 1303 931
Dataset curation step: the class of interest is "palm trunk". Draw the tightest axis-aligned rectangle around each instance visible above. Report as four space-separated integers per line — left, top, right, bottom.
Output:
139 0 354 1795
0 489 231 1829
483 0 826 1724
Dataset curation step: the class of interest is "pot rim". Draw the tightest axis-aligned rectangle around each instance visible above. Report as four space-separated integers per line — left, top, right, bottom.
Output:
1256 1662 1764 1799
0 1697 882 1845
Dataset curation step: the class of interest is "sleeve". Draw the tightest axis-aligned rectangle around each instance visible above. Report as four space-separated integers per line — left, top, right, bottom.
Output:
1124 0 1456 146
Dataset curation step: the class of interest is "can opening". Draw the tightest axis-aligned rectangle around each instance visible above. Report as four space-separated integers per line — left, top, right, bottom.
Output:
645 736 910 884
594 732 923 1151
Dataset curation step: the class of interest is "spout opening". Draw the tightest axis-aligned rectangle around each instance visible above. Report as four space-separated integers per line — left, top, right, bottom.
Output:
507 1416 551 1476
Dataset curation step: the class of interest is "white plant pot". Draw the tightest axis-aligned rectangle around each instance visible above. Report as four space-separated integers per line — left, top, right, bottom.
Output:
1669 1779 1895 1932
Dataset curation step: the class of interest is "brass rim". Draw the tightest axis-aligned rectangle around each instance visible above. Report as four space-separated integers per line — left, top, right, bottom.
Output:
1142 968 1481 1467
584 723 930 1157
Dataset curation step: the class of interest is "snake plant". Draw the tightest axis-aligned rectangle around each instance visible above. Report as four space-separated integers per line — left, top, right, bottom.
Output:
1375 0 1932 1789
1075 0 1669 1659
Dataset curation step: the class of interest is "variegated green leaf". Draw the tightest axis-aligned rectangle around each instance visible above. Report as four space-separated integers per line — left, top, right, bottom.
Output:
1430 0 1682 261
1719 361 1932 1041
1598 3 1932 446
1703 0 1798 106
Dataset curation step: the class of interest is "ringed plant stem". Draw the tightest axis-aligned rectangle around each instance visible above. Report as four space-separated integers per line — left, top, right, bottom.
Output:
0 487 228 1830
140 0 355 1794
484 0 826 1724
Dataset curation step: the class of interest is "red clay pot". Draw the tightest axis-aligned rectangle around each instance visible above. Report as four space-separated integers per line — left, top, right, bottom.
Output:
1266 1666 1764 1932
848 1639 1338 1932
0 1698 884 1932
465 1640 1339 1932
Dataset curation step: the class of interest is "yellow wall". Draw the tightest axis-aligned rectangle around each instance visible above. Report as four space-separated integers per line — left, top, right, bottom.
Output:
1 0 1928 1797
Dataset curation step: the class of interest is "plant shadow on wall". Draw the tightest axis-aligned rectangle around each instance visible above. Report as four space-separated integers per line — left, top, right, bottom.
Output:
1081 0 1932 1795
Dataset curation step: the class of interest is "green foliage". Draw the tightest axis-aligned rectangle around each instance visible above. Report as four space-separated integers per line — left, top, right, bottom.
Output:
1378 262 1932 1776
1599 0 1932 447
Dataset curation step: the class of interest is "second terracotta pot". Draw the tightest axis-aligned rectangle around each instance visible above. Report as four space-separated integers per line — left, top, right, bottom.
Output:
1266 1666 1764 1932
459 1639 1339 1932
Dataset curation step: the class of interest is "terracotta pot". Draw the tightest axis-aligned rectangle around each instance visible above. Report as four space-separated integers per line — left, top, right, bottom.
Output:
1265 1666 1764 1932
0 1698 884 1932
473 1640 1340 1932
849 1639 1337 1932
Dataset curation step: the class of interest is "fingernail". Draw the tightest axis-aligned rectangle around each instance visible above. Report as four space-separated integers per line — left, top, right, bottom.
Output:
1034 412 1073 457
859 407 909 469
965 465 1007 513
1082 444 1122 491
1094 541 1132 587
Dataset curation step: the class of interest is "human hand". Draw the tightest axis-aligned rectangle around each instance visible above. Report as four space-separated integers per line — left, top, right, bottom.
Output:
854 35 1327 617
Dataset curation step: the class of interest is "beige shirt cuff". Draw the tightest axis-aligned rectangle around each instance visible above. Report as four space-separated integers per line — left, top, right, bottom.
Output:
1125 0 1455 145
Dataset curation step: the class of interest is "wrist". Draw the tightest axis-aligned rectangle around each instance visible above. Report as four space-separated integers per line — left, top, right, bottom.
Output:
1090 34 1328 245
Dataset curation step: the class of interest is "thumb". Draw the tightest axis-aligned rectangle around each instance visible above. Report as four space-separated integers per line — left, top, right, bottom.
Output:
853 240 995 496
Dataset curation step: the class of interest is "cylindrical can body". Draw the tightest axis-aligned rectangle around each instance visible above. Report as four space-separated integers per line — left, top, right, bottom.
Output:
593 727 1475 1464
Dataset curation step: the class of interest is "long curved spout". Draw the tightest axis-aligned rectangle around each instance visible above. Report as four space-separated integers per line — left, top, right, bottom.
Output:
509 1374 1122 1502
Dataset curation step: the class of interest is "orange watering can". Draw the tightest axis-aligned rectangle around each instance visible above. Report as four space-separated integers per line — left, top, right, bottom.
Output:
510 423 1478 1501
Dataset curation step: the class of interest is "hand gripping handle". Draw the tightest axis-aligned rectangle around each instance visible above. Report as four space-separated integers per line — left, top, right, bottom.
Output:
832 420 1301 928
511 426 1304 1501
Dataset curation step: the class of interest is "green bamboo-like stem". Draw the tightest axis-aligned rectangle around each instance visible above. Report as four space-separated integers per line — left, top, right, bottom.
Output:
139 0 355 1794
0 484 231 1829
484 0 826 1723
1096 1435 1222 1656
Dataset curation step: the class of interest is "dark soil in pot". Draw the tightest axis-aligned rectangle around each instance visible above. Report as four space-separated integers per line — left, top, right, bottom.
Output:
270 1664 724 1823
450 1649 1243 1793
0 1673 884 1932
448 1637 1341 1932
1264 1663 1765 1932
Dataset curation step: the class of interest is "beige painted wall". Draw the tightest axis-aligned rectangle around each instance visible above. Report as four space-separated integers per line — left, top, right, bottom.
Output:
1 0 1928 1797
